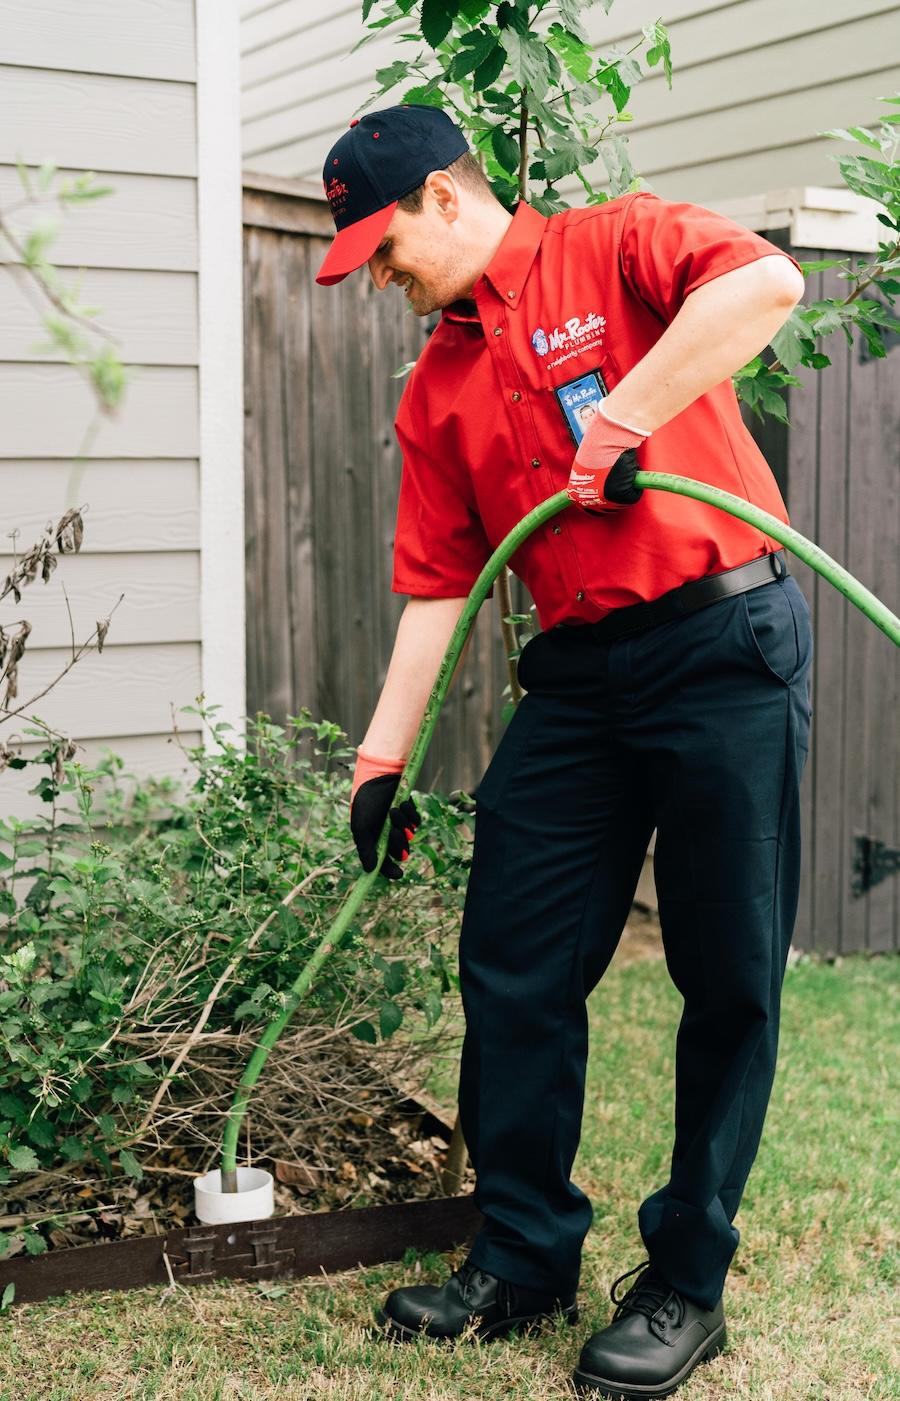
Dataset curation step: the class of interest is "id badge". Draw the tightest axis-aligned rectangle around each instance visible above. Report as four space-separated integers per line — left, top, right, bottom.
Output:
554 368 609 447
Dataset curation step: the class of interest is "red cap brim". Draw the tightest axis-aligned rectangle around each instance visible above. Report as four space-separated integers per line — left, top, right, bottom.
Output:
315 201 398 286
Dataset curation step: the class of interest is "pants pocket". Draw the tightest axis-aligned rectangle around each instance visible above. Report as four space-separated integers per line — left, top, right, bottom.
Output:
738 577 812 688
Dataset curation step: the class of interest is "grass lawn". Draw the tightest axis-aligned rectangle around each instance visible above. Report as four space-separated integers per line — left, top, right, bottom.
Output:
4 921 898 1401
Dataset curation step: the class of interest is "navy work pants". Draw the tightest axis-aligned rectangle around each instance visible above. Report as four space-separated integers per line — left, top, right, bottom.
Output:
458 573 813 1310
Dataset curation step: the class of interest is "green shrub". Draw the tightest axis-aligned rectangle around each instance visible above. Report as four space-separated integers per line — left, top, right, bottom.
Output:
0 703 472 1185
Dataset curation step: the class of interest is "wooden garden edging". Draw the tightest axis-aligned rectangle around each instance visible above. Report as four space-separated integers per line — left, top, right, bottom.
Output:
0 1191 483 1306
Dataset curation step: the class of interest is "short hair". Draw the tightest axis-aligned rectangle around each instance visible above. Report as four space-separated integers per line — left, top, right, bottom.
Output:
397 150 495 212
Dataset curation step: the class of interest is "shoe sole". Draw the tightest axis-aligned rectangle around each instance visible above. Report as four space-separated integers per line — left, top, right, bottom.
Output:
571 1322 727 1397
375 1301 579 1344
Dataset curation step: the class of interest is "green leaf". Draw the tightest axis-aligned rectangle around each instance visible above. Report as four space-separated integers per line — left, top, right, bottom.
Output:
423 990 443 1028
379 1001 403 1039
642 22 673 89
557 0 589 41
822 126 884 151
796 258 846 274
546 23 591 84
491 126 520 174
500 30 553 101
401 82 444 108
7 1144 39 1172
351 1020 377 1044
119 1149 143 1181
382 959 407 996
769 309 810 372
596 64 630 114
450 29 497 80
0 1282 13 1312
23 1230 47 1256
471 42 507 92
421 0 455 48
375 60 412 93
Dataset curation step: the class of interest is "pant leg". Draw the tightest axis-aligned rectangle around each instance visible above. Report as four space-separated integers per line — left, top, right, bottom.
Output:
627 575 813 1309
459 625 655 1297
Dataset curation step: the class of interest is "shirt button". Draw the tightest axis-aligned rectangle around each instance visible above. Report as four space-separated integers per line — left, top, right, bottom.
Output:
576 590 585 601
507 289 515 299
552 524 562 534
511 391 521 403
531 457 540 468
493 327 503 337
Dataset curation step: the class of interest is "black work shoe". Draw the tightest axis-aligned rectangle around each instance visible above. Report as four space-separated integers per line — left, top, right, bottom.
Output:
571 1260 727 1397
375 1257 579 1343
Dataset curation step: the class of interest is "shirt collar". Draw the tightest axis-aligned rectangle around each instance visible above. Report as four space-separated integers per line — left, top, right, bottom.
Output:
475 200 547 308
441 201 547 323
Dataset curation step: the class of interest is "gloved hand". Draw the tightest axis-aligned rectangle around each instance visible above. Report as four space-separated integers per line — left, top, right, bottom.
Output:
350 748 420 880
567 400 652 515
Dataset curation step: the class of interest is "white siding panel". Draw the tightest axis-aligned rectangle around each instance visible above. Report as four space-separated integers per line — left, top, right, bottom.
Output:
581 8 900 132
0 460 200 553
0 269 198 365
620 137 885 207
575 65 900 193
242 1 358 64
0 66 197 177
0 364 198 458
0 167 198 272
242 28 412 125
1 0 196 82
1 641 202 739
0 731 203 827
0 551 201 647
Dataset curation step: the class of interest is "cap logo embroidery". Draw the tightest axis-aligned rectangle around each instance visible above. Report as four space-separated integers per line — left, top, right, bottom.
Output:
325 176 350 213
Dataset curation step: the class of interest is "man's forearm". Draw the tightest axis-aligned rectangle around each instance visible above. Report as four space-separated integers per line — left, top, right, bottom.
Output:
603 254 805 435
360 596 469 759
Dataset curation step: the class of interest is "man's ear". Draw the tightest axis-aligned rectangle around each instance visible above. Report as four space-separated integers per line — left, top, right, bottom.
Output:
425 169 460 222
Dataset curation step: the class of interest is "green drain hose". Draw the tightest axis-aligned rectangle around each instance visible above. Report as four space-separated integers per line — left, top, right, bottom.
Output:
219 470 900 1190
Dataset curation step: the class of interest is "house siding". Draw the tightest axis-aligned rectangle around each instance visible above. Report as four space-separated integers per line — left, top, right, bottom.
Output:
0 0 205 823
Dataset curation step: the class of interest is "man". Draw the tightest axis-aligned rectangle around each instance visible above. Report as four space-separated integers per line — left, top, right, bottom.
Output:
317 104 813 1397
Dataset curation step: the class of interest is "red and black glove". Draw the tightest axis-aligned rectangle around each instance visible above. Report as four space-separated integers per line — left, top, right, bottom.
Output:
350 749 420 880
567 401 652 515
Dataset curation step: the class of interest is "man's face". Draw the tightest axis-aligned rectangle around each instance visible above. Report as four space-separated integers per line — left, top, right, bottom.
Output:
367 195 473 316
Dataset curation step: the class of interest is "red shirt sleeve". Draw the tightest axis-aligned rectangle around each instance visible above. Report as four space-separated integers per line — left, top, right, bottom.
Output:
391 369 494 599
619 192 804 321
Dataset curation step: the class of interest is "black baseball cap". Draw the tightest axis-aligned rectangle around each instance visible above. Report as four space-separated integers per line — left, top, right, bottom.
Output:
315 104 470 287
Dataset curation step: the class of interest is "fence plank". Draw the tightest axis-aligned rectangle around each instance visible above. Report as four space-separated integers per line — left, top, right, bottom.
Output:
243 225 294 727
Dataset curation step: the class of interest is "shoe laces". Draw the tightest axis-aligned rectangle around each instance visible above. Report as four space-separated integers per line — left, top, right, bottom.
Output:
610 1260 684 1330
453 1261 511 1314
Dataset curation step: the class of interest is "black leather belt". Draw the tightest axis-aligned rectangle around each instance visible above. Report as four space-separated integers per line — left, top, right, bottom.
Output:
566 550 789 643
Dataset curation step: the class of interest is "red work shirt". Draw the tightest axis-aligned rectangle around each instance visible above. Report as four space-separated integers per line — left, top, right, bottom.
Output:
390 191 803 630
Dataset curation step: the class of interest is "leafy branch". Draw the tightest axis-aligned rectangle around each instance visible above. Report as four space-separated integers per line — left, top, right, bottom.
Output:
0 161 128 769
356 0 672 208
735 95 900 423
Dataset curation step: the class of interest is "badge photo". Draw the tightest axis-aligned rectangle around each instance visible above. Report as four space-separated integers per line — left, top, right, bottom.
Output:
554 368 609 447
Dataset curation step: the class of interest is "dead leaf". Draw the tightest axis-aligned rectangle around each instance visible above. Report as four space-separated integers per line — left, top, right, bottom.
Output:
273 1158 323 1192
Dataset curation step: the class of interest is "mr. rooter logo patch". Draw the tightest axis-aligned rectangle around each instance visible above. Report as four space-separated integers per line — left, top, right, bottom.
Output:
325 177 349 218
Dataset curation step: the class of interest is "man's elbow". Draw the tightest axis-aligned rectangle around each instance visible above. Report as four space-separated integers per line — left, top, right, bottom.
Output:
761 255 806 308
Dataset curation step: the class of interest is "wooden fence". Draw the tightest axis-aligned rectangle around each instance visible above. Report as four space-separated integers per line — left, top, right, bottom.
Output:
242 176 899 954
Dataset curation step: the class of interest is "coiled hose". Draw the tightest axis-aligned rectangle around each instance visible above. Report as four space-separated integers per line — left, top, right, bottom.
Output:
219 470 900 1189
